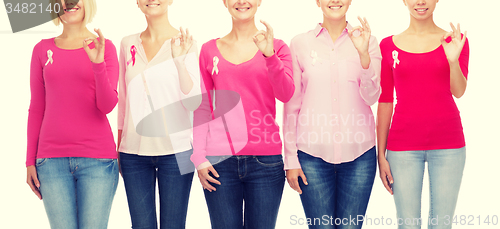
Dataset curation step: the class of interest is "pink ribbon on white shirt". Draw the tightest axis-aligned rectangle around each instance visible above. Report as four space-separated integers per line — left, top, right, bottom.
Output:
45 50 53 66
127 45 137 66
212 56 219 75
392 50 400 69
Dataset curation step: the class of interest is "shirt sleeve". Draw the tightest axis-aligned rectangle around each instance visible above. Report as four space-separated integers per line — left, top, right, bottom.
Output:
358 36 382 106
283 37 303 170
459 37 470 79
191 44 213 168
265 39 295 103
378 39 395 103
26 42 45 167
117 39 127 130
92 39 119 114
178 41 202 111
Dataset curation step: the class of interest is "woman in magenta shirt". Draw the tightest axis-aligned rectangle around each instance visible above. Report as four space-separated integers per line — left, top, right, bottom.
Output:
284 0 380 228
191 0 294 228
26 0 119 228
377 0 469 228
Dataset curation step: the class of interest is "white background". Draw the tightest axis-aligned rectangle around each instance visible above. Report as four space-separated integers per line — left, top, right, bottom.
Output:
1 0 499 228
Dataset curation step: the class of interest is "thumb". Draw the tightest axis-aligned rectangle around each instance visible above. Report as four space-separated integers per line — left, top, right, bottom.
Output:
300 171 308 185
209 166 219 178
387 172 394 184
83 40 91 55
31 171 40 188
440 35 447 45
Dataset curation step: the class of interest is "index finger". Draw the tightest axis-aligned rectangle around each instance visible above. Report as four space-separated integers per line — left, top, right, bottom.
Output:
380 174 393 195
204 173 221 185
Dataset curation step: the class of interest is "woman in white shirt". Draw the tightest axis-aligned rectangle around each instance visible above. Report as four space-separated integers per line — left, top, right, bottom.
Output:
117 0 201 228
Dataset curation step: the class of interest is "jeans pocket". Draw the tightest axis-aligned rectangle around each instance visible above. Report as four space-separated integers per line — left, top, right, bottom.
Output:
207 156 231 166
96 158 116 163
254 155 284 167
35 158 48 167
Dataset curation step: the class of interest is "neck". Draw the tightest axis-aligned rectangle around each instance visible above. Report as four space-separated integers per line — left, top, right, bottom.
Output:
228 18 258 41
407 15 439 34
60 22 90 38
321 16 347 40
143 13 175 41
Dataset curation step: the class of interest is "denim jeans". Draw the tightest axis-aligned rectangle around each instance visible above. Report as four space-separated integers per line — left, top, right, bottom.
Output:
297 146 377 229
36 157 119 229
387 147 466 229
203 155 285 229
119 150 194 229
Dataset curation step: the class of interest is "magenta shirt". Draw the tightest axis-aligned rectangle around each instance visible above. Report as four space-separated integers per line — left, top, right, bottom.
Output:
283 23 381 170
26 38 119 167
378 36 470 151
190 38 295 168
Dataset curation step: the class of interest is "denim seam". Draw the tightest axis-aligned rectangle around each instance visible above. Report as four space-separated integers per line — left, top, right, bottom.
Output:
254 157 284 167
35 158 48 167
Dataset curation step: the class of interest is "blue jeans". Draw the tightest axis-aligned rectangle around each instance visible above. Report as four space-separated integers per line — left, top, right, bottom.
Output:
36 157 119 229
204 155 285 229
387 147 466 229
119 150 194 229
297 147 377 229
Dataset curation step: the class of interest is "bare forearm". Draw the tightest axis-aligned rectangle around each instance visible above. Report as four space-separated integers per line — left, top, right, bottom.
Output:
117 129 123 152
450 61 467 98
359 51 371 69
377 103 393 159
174 60 194 95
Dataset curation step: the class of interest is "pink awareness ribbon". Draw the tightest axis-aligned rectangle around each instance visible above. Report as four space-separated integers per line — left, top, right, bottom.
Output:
127 45 137 66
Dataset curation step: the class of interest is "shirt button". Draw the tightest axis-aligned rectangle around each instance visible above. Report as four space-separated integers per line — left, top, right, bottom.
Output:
333 80 336 83
332 62 335 65
334 98 337 101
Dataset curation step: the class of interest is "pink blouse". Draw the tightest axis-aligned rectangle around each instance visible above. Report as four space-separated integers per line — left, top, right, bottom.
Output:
283 23 381 170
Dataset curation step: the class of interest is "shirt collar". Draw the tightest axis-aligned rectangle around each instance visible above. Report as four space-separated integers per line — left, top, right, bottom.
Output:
314 22 353 37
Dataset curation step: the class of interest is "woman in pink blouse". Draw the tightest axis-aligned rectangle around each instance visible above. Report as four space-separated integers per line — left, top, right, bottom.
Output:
377 0 469 228
191 0 294 228
26 0 119 228
284 0 381 228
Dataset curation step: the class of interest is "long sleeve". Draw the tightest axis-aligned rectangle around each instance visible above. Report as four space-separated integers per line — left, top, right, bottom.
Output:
191 45 213 168
378 39 395 103
358 36 382 106
26 43 45 167
178 42 202 111
117 39 127 130
93 40 119 114
283 37 303 170
265 39 295 103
